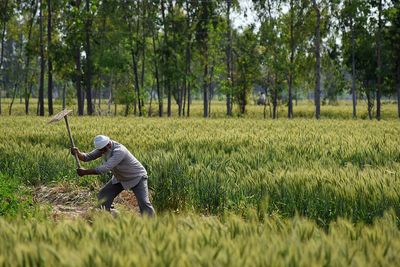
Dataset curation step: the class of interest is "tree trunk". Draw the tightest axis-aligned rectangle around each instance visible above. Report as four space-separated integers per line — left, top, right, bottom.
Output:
288 1 294 119
350 15 357 118
25 80 31 114
226 0 233 116
97 87 101 114
125 103 129 116
0 12 7 115
208 62 215 117
182 77 186 116
397 58 400 118
187 78 191 117
47 0 53 115
240 88 246 114
62 83 66 109
74 0 83 115
184 1 192 117
85 0 93 115
312 0 321 119
108 71 113 115
161 0 171 117
395 0 400 119
367 91 373 120
76 47 84 115
125 18 137 116
128 17 142 117
140 0 147 116
148 85 154 117
131 48 141 116
24 0 37 115
151 32 162 117
203 53 209 118
273 87 278 119
171 12 182 117
38 0 45 116
167 82 172 117
376 0 382 120
272 68 278 119
288 74 293 118
8 83 17 115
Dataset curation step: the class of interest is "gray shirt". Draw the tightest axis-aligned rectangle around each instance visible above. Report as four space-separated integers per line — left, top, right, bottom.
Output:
83 141 147 189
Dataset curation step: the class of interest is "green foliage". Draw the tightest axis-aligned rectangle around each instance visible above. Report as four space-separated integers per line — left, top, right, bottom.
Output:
0 173 32 216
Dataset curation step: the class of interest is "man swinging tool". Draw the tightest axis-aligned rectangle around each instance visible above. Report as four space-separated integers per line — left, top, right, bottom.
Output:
71 135 155 217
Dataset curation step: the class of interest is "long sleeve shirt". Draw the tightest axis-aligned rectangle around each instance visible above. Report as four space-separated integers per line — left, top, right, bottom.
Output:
82 141 147 189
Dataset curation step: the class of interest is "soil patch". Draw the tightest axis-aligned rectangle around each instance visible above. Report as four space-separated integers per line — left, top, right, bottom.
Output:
33 184 141 219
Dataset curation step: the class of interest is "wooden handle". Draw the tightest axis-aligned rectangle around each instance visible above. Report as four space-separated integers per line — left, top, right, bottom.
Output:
64 116 81 168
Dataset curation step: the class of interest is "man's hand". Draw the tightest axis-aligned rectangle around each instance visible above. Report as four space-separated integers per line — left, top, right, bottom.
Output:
77 168 86 177
77 168 97 177
71 147 80 156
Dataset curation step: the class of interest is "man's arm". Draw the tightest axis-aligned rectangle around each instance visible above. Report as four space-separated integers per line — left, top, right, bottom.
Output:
94 149 125 174
76 150 124 177
71 147 102 162
76 148 125 177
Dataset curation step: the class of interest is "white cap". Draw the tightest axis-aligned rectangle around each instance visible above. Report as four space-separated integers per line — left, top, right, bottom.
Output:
94 135 110 150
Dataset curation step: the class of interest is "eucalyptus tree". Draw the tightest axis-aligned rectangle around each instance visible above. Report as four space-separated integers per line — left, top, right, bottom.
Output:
353 21 377 119
387 0 400 117
234 26 260 114
225 0 239 116
253 0 285 119
47 0 53 115
205 11 232 117
183 0 196 117
311 0 322 119
83 0 94 115
91 0 129 115
309 0 337 119
148 0 163 117
374 0 384 120
3 2 25 115
366 0 392 120
0 0 14 115
166 1 187 117
22 0 38 115
281 0 309 118
58 0 85 115
38 0 45 116
121 0 141 115
194 0 218 118
341 0 370 118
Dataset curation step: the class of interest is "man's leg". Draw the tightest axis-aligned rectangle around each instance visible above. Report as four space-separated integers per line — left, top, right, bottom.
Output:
131 177 155 216
98 179 124 211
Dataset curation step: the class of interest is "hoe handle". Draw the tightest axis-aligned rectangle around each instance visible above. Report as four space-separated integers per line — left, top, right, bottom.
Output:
64 116 81 168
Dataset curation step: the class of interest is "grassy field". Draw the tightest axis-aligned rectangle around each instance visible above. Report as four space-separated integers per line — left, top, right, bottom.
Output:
1 101 400 266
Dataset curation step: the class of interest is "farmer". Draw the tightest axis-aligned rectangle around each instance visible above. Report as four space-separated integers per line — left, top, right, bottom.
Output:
71 135 155 217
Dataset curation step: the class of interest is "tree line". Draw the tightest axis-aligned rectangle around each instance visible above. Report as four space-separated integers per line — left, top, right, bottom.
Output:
0 0 399 119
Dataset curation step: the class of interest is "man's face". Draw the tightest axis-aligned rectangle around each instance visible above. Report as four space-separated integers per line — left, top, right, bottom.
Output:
99 143 111 155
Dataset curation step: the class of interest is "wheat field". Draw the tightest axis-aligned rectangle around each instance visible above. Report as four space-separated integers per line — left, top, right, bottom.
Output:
0 101 400 266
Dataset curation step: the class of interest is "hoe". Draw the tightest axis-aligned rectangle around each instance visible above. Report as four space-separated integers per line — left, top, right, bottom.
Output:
48 109 81 168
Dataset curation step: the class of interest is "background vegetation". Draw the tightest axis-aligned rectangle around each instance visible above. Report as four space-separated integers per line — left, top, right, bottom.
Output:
0 0 399 119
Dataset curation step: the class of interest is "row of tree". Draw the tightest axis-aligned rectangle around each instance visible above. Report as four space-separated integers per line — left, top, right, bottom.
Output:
0 0 399 119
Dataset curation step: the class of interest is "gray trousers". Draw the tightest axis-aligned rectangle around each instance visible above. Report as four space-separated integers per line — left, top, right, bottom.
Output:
98 177 155 216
